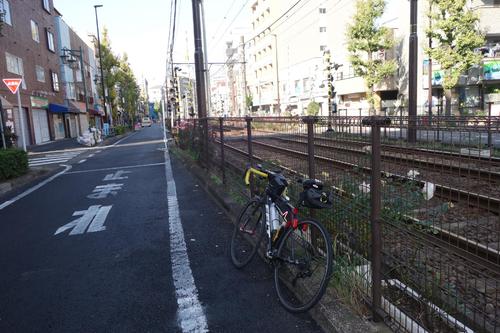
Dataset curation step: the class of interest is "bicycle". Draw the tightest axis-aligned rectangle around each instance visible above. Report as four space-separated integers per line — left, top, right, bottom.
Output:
230 165 334 313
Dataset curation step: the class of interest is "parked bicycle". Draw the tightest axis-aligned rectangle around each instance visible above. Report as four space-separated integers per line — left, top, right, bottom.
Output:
230 165 334 312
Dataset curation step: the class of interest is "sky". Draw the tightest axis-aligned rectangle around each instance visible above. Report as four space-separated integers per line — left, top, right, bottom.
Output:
53 0 251 88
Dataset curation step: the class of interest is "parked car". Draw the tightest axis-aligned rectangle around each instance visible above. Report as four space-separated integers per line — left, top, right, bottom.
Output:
141 117 152 127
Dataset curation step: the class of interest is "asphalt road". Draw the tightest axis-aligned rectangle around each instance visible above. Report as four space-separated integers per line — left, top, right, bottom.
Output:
0 125 323 332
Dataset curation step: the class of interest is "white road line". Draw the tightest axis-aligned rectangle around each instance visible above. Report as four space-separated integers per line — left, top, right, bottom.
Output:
110 131 138 147
29 159 71 166
164 145 208 332
78 159 87 164
88 154 95 158
0 165 72 211
64 162 165 175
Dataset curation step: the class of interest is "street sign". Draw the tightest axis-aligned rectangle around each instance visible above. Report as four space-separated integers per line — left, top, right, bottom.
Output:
2 78 23 94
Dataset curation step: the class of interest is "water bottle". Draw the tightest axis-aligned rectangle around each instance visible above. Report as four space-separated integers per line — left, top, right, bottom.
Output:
269 202 280 231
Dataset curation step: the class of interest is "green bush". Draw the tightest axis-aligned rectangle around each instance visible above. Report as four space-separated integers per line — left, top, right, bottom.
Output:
114 125 128 135
0 148 28 180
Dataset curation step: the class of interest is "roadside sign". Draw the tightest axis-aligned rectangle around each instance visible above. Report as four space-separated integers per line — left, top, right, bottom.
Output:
2 78 23 94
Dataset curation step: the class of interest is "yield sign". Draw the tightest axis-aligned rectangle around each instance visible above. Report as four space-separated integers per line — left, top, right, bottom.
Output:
2 78 23 94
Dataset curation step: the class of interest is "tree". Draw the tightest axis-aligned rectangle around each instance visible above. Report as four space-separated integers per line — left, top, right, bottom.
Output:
425 0 484 115
94 30 140 127
245 94 253 113
346 0 397 114
306 101 320 116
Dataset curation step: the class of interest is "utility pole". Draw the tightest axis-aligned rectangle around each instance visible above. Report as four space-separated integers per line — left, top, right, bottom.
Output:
191 0 207 119
192 0 208 164
271 34 281 115
408 0 418 143
427 0 433 123
240 36 249 115
94 5 108 126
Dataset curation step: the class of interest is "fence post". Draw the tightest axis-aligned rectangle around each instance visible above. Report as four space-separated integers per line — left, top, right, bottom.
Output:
303 116 317 179
487 102 493 148
436 104 441 142
362 116 391 321
219 117 226 185
246 116 254 195
359 108 363 136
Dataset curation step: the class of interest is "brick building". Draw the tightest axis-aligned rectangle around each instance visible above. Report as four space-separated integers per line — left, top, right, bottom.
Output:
0 0 68 148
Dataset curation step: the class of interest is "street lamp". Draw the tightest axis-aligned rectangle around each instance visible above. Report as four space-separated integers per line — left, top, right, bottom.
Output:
94 4 109 125
60 47 89 115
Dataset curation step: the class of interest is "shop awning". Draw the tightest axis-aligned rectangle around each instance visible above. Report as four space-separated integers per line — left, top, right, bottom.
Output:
89 108 105 116
0 96 13 109
48 103 69 113
67 101 82 114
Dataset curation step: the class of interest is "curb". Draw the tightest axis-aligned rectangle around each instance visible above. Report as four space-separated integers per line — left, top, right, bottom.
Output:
0 165 62 198
170 146 387 333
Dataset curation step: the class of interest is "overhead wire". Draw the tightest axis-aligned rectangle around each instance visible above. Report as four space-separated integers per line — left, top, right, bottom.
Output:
209 0 251 50
210 0 239 42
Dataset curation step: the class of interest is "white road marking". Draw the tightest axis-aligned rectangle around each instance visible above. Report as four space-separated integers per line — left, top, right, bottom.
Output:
78 159 87 164
87 205 112 233
54 205 112 235
64 162 165 175
87 183 123 199
0 165 72 211
88 154 95 158
110 132 138 146
29 151 81 167
103 170 131 181
164 144 208 332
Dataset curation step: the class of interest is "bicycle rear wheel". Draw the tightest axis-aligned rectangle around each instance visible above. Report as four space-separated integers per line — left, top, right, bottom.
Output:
230 198 266 268
274 219 333 312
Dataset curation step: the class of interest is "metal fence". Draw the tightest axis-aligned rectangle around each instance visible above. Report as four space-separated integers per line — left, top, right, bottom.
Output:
175 112 500 333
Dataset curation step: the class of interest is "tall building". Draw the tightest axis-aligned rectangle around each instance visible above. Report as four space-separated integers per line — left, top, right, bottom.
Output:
54 12 102 138
0 0 66 147
246 0 500 116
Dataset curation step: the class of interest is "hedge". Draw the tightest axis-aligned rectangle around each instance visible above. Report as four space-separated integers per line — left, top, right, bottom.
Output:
0 149 28 181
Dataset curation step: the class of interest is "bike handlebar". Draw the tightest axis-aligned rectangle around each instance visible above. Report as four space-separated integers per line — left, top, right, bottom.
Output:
244 167 269 185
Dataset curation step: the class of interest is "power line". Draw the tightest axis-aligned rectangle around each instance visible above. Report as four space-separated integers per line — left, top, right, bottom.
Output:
210 0 239 42
209 0 251 50
244 0 304 46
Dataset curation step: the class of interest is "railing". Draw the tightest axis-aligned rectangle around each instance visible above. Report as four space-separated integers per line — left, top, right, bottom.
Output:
175 112 500 333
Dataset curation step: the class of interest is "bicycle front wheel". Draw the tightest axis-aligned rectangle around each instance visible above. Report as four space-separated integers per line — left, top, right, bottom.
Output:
274 219 333 312
230 198 266 268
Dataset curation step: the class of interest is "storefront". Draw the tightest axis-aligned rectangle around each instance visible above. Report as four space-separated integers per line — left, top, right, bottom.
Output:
30 96 51 144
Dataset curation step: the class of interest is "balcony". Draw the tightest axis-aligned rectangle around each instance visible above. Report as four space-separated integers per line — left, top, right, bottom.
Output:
471 4 500 34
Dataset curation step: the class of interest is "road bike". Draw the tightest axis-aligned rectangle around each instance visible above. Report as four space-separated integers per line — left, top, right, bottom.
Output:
230 165 334 313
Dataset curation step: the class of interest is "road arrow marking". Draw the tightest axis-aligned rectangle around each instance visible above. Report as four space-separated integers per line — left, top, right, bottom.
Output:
87 183 123 199
54 205 112 236
103 170 131 181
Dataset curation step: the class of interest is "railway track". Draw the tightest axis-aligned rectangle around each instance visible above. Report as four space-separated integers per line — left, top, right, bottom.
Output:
217 140 500 269
265 136 500 183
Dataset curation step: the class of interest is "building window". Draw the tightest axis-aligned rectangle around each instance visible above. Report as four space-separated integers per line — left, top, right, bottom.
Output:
31 20 40 42
5 52 23 75
5 52 26 89
320 45 327 51
319 8 326 14
46 29 55 52
35 65 45 82
1 0 12 26
319 27 327 33
42 0 50 12
51 71 60 92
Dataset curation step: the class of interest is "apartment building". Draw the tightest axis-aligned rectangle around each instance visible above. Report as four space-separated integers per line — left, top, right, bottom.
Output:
54 13 102 139
0 0 66 148
246 0 500 116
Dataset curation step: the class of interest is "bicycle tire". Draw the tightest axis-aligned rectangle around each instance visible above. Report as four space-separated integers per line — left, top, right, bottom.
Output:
230 198 266 268
274 218 333 312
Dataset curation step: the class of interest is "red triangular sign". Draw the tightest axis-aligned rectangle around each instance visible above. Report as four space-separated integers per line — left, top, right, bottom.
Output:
3 78 23 94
